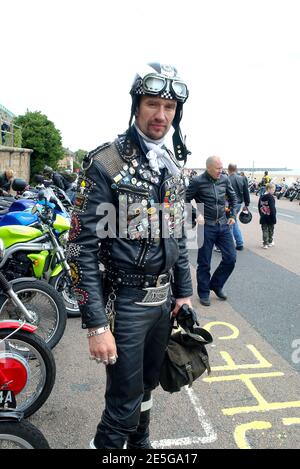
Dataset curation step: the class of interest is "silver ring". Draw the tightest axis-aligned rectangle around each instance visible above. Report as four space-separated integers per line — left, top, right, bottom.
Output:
109 358 117 365
102 359 108 365
89 355 102 364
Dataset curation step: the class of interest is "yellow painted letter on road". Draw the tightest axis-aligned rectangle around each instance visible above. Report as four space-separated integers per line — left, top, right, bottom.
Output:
234 421 272 449
203 321 239 340
212 344 273 372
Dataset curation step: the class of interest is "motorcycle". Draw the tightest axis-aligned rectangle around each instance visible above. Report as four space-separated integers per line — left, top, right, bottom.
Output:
0 193 80 318
0 413 50 448
0 242 67 349
0 319 55 448
0 320 55 417
289 181 300 201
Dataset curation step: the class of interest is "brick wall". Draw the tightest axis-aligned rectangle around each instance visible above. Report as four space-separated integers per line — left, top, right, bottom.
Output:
0 147 32 182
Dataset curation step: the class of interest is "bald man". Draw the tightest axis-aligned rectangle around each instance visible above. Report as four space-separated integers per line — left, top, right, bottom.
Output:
186 156 237 306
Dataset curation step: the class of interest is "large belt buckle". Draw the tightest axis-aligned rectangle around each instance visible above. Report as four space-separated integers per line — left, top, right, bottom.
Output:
135 274 170 306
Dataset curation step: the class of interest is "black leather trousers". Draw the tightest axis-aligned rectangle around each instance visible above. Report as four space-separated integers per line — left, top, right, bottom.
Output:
93 287 172 449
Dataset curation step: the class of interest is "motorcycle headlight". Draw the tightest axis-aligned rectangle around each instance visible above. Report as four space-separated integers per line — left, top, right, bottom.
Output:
59 232 69 246
0 238 5 260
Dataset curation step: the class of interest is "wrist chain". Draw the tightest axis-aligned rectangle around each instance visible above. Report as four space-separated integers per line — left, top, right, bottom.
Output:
105 287 117 332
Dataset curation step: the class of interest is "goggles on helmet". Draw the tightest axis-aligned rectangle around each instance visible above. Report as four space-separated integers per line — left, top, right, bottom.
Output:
137 73 188 103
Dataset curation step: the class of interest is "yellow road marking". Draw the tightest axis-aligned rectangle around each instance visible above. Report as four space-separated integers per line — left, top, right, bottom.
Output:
234 421 272 449
204 371 300 415
203 321 239 340
211 345 273 371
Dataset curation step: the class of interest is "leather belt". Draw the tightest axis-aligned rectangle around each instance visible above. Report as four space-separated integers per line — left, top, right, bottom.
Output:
105 271 171 306
134 281 171 306
105 270 171 288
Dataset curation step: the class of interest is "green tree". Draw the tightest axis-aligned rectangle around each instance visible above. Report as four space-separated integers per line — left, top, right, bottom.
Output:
74 149 87 165
14 111 64 180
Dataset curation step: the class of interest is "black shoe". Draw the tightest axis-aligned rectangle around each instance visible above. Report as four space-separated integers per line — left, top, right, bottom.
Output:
211 288 227 300
127 440 153 449
199 297 211 306
236 245 244 251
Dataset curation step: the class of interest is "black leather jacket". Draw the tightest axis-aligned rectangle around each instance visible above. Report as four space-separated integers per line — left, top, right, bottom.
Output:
67 127 193 329
186 171 237 225
228 173 250 206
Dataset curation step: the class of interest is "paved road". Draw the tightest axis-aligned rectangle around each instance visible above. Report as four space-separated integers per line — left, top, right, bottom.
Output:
30 195 300 449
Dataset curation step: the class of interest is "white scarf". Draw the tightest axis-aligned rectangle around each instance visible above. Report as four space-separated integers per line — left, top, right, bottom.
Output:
134 124 180 177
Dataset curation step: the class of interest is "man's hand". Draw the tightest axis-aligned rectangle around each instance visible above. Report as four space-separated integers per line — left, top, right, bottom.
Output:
227 217 235 226
88 330 118 365
196 214 205 225
171 297 193 317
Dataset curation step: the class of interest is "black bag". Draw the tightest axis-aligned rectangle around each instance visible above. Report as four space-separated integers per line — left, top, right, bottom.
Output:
159 306 213 393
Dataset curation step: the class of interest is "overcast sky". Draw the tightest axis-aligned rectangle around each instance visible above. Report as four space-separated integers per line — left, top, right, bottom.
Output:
2 0 300 169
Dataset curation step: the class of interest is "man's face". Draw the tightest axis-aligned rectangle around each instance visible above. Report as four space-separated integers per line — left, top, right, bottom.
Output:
135 95 177 140
207 159 223 180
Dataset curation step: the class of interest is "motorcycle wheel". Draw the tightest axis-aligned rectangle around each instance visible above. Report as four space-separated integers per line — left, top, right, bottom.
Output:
0 280 67 349
0 328 55 417
49 272 80 318
0 420 50 448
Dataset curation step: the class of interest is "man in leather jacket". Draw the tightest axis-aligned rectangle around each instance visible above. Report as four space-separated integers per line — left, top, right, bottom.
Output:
186 156 237 306
67 63 193 449
227 163 250 250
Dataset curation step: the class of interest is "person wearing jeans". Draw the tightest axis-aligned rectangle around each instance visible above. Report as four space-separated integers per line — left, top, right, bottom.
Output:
228 164 250 251
186 156 237 306
196 222 237 301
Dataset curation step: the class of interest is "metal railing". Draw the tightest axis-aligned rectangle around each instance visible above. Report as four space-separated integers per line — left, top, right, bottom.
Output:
0 122 22 147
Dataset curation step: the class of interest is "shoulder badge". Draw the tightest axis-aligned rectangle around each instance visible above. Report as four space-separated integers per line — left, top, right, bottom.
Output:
81 142 111 170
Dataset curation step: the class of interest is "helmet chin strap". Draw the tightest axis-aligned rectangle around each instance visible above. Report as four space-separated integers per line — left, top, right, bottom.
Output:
172 126 191 164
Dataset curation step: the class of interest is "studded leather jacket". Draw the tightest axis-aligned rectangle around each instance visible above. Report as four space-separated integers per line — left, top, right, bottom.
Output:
66 126 193 329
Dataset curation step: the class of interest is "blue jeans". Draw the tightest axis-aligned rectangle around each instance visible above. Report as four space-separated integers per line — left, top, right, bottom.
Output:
232 203 244 247
197 223 237 299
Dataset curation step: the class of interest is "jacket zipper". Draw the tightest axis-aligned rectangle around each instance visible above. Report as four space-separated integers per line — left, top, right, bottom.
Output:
159 176 172 202
137 176 172 268
137 239 150 267
118 185 148 196
213 183 219 221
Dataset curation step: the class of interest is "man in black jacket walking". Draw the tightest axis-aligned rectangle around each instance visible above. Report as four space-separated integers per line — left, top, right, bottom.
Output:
227 163 250 250
186 156 237 306
67 63 193 449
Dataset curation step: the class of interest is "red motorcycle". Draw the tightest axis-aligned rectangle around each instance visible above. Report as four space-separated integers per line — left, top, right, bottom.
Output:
0 320 55 448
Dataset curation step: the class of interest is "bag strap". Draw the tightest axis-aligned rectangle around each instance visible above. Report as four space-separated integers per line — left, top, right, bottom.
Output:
185 363 194 387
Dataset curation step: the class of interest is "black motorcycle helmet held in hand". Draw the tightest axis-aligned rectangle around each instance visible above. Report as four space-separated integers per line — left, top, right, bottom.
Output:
239 208 252 224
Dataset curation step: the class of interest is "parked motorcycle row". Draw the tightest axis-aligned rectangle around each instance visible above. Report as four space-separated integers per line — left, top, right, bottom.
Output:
248 178 300 203
0 178 77 448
